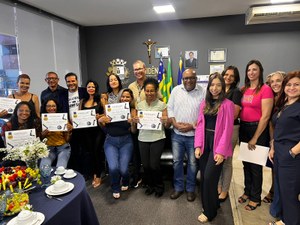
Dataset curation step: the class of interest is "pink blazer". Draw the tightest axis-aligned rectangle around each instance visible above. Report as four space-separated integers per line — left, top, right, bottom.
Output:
194 99 234 159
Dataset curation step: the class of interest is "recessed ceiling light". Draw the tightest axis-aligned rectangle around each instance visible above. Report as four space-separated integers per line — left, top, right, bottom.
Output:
153 5 175 14
271 0 294 3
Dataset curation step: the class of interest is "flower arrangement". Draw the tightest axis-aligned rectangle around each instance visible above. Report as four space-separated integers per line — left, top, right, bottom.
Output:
0 138 49 163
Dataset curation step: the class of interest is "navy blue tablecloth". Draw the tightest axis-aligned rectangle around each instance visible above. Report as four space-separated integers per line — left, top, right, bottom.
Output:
4 172 100 225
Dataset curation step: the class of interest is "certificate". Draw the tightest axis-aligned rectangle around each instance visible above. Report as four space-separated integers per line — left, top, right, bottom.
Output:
0 97 21 114
105 102 130 123
208 48 227 62
41 113 68 131
71 109 97 129
5 129 36 149
238 142 269 166
137 111 162 130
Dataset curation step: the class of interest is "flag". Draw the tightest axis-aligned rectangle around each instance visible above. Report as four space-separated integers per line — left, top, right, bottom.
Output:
165 57 173 103
177 54 185 85
157 58 167 102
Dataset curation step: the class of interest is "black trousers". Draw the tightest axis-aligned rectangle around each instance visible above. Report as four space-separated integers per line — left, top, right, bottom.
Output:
239 122 269 202
199 130 223 221
139 139 165 192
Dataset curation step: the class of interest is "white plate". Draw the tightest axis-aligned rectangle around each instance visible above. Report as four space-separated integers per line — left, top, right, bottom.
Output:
63 172 77 179
54 170 66 175
7 212 45 225
45 182 74 196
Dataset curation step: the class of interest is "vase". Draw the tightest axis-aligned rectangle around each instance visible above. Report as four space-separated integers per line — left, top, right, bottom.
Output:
25 159 38 169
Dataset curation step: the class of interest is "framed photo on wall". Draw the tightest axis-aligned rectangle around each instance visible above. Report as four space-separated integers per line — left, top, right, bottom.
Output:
155 45 170 59
208 48 227 62
184 50 198 68
209 64 225 74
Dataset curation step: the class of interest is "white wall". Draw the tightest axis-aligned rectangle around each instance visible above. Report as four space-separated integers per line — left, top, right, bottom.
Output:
0 2 81 99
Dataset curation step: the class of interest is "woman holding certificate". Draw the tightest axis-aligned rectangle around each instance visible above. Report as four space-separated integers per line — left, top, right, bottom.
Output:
194 73 234 223
134 77 169 198
8 74 40 117
98 88 136 199
40 98 72 169
79 80 105 188
268 71 300 225
238 60 273 211
1 101 41 166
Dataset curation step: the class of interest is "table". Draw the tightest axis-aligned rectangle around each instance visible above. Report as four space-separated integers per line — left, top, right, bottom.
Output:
4 172 100 225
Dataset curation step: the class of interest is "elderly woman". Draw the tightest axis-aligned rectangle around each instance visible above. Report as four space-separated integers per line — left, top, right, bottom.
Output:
134 77 169 198
268 71 300 225
238 60 273 211
8 74 40 117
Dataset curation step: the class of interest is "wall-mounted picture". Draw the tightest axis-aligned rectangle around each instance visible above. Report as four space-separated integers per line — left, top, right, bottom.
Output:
155 45 170 58
209 64 225 74
208 48 227 62
185 50 198 68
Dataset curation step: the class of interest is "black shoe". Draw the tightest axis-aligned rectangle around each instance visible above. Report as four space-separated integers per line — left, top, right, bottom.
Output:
145 187 154 195
155 189 164 198
187 192 196 202
170 190 184 200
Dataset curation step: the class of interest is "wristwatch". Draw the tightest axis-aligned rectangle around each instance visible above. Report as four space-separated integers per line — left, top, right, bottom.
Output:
289 149 296 158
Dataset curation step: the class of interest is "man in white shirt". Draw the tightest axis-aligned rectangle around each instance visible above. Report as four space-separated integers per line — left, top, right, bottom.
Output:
168 69 205 202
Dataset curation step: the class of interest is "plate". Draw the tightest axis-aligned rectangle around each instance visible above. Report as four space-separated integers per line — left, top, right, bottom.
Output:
7 212 45 225
45 182 74 196
63 172 77 179
54 170 66 175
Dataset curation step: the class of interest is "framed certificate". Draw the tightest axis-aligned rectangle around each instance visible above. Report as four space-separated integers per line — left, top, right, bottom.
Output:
155 45 170 59
209 64 225 74
208 48 227 62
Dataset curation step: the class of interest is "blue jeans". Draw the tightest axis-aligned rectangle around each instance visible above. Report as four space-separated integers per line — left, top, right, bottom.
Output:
104 134 133 193
172 131 197 192
40 143 71 169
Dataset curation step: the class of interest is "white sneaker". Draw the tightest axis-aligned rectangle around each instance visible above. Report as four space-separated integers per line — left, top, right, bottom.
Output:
121 186 129 191
113 193 120 199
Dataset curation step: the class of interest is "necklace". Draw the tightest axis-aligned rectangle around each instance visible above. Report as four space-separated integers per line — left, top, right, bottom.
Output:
276 104 290 119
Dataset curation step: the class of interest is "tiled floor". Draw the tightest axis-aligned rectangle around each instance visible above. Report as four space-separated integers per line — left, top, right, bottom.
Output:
230 145 275 225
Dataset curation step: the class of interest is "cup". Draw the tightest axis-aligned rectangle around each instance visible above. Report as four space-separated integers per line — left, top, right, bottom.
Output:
16 210 37 225
53 180 66 192
40 164 52 187
65 169 75 177
55 166 65 174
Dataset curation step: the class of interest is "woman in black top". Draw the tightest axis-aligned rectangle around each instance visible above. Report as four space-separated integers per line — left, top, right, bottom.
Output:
218 66 242 201
79 80 105 188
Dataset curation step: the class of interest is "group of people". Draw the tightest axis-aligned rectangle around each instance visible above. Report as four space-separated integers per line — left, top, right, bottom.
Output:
0 59 299 225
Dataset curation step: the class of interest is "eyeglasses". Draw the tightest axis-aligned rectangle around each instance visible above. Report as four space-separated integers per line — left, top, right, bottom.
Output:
46 77 58 81
182 77 196 81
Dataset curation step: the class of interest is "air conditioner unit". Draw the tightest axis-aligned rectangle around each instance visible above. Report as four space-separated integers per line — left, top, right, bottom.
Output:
246 3 300 25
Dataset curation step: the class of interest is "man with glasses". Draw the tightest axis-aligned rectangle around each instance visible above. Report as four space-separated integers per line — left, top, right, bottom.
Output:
168 68 205 202
40 71 67 112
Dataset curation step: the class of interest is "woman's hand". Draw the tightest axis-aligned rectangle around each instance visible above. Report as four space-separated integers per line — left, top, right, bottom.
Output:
195 147 202 159
66 123 73 132
41 129 49 137
214 154 224 165
248 138 257 150
269 147 275 164
0 109 8 117
98 115 111 125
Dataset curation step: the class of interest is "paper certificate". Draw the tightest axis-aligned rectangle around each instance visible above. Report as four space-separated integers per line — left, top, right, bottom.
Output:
71 109 97 129
137 111 162 130
105 102 130 123
0 97 21 114
238 142 270 166
41 113 68 131
5 129 36 149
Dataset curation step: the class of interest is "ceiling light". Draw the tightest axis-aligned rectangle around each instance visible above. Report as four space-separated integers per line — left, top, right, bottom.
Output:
153 5 175 14
271 0 294 3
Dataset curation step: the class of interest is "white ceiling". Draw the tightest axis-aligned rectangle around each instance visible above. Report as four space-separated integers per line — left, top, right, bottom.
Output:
18 0 272 26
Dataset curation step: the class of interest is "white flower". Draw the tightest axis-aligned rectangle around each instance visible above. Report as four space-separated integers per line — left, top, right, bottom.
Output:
0 138 49 162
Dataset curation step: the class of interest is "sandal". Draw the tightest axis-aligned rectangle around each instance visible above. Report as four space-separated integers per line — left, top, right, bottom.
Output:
238 194 249 203
197 213 208 223
245 201 261 211
263 192 273 203
268 220 285 225
92 177 102 188
113 193 120 199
